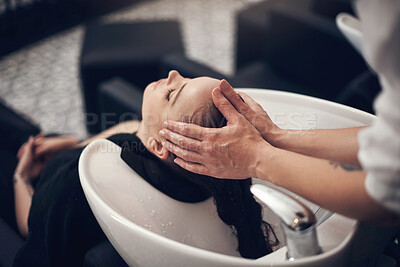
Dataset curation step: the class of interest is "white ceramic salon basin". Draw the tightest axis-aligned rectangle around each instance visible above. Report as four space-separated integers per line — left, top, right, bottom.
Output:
79 89 375 267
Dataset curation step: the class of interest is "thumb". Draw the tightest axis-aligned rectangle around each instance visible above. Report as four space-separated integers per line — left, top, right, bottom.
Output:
212 88 242 125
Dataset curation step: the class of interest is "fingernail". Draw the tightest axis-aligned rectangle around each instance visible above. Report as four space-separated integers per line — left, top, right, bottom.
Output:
212 88 220 95
163 121 169 128
220 79 229 90
159 130 165 136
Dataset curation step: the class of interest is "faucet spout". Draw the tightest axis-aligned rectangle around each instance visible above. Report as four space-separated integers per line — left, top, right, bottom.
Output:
250 184 322 260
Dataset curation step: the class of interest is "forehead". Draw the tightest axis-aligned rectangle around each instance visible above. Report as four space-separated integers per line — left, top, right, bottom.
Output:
171 76 220 116
182 77 220 100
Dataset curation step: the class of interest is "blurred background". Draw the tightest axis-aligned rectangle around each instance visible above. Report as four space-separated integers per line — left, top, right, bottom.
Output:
0 0 379 141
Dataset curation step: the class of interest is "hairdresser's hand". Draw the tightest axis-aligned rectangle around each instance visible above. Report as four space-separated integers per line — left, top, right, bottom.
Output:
218 80 282 144
160 86 272 179
14 136 46 182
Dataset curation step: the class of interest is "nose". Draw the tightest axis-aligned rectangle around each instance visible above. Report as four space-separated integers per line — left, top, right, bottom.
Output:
166 70 181 85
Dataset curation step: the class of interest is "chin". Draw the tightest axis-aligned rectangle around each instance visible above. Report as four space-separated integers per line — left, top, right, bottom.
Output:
144 81 156 92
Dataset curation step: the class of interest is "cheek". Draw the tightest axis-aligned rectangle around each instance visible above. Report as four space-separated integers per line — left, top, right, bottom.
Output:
142 101 169 132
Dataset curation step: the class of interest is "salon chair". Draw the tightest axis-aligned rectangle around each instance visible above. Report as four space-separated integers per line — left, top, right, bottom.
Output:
0 217 127 267
158 0 378 114
80 21 184 134
0 101 128 267
0 100 40 153
234 0 380 114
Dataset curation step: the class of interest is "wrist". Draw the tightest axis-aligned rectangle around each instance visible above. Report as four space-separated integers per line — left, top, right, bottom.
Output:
264 125 285 147
13 173 29 184
251 142 277 180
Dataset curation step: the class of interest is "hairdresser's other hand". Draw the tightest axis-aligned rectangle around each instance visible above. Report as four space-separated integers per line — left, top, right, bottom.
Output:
14 136 46 182
160 87 272 179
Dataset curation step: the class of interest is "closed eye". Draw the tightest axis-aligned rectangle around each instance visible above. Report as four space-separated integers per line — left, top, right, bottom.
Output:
165 88 175 101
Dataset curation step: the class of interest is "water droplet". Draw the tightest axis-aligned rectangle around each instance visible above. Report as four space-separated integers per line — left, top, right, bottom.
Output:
148 196 152 200
151 209 156 214
162 230 166 234
161 223 165 227
168 221 172 225
138 199 143 203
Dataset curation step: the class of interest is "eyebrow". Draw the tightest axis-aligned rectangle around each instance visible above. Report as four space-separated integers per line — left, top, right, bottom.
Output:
171 82 188 106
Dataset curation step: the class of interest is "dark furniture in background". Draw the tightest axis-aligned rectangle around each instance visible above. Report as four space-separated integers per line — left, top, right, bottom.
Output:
80 21 184 133
0 0 141 59
80 0 379 136
0 102 128 267
234 0 379 113
0 218 23 267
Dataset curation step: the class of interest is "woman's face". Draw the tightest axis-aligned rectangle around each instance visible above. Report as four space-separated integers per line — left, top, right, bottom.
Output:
141 70 220 137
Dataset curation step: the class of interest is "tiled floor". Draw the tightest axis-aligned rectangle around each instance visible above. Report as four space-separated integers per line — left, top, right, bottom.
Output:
0 0 261 138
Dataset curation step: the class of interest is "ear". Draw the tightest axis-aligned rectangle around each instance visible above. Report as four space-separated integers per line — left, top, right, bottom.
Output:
147 136 169 160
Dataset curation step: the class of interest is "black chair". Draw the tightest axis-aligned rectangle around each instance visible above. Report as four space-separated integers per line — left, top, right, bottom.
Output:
80 21 184 134
0 102 128 267
234 0 379 113
0 218 24 267
98 77 143 131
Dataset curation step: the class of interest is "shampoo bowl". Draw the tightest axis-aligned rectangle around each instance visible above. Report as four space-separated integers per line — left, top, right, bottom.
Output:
79 89 375 266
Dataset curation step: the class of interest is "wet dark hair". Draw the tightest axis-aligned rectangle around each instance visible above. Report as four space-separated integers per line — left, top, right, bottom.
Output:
175 102 279 259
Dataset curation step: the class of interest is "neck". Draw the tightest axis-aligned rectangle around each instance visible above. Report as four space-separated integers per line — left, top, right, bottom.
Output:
136 121 151 149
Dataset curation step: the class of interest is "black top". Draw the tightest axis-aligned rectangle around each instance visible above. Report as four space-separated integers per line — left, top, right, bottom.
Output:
13 134 210 267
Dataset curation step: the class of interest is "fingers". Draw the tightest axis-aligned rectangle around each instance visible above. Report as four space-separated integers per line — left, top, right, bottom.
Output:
18 134 45 159
163 120 210 140
219 80 248 110
174 157 209 176
159 129 202 151
33 135 45 146
212 88 241 124
162 140 202 163
236 91 253 105
17 143 27 159
19 137 34 163
237 92 264 112
35 143 52 157
219 80 255 117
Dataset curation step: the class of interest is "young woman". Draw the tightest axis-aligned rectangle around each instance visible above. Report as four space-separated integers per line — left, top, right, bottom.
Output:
8 71 277 266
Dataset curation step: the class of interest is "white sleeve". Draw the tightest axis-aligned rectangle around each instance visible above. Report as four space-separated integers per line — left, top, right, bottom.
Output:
355 0 400 214
358 77 400 214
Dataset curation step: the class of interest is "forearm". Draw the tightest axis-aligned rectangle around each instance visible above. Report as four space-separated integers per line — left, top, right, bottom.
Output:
268 127 365 165
254 144 397 223
13 174 34 238
78 120 140 147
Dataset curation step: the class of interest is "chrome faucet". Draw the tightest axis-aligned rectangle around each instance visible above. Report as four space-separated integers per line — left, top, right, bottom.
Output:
250 184 322 260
